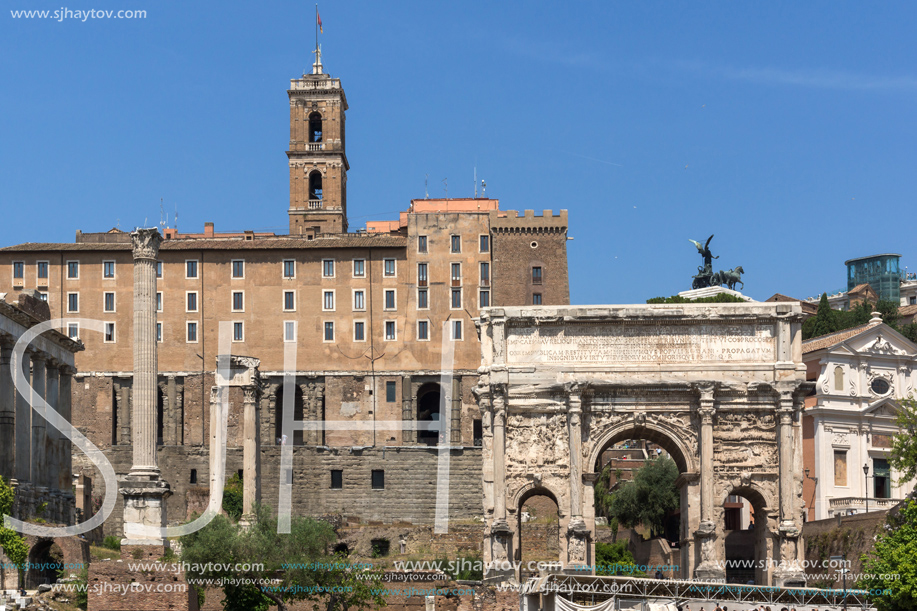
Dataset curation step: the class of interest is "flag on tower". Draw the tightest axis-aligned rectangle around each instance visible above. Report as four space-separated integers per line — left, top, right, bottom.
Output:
317 9 323 33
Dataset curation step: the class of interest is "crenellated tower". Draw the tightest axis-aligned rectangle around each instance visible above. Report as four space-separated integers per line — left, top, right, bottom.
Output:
287 49 349 236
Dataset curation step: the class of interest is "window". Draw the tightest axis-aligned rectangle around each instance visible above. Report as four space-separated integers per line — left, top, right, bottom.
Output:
384 289 396 310
190 469 198 485
383 259 396 277
451 263 462 286
418 235 428 253
102 261 115 279
417 288 428 310
479 290 490 308
284 321 297 342
187 322 198 343
104 322 116 342
185 260 198 279
37 261 50 279
874 458 891 499
834 450 847 486
186 292 198 312
324 321 335 342
834 366 844 392
353 259 365 277
233 322 244 342
418 320 430 341
67 261 79 279
480 262 489 285
104 292 116 312
384 321 396 341
37 293 48 301
156 261 163 278
371 470 384 490
479 234 490 253
532 266 543 284
386 381 397 402
353 290 365 311
283 259 295 278
450 235 461 253
532 293 543 305
231 260 245 279
67 323 79 339
156 322 162 343
331 470 343 490
451 288 462 309
451 320 463 341
232 291 244 312
12 262 24 279
417 263 428 287
283 290 296 311
323 290 335 311
322 259 335 278
67 293 79 313
353 321 365 342
473 420 483 446
156 292 163 312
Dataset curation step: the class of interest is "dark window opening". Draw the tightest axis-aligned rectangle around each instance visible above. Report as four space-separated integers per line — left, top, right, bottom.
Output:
308 112 323 143
333 542 349 555
473 419 483 447
238 469 244 480
309 171 323 200
275 385 306 446
331 470 343 489
190 469 197 484
532 266 543 284
417 383 441 446
371 538 390 557
157 387 165 445
371 470 385 490
874 458 891 499
385 381 397 403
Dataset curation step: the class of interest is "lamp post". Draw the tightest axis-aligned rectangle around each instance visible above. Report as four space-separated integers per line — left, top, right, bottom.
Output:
863 463 870 514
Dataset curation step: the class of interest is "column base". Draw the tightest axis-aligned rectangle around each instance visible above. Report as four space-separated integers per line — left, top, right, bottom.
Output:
120 478 171 547
773 568 807 588
693 564 726 583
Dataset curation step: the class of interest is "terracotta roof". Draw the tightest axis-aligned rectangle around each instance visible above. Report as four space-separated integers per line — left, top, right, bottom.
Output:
802 322 876 354
765 293 818 315
899 304 917 317
0 234 407 252
849 283 877 295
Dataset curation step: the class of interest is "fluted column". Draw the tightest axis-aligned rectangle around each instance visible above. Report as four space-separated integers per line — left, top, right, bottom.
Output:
693 382 724 581
129 227 162 477
29 354 47 489
44 359 60 490
492 384 508 525
0 337 15 480
566 383 589 567
14 348 32 482
773 388 805 585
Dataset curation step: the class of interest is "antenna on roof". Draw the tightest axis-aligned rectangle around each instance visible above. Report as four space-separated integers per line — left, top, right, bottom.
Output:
442 178 447 198
160 198 166 229
175 203 179 233
474 165 477 198
425 174 429 199
482 180 486 197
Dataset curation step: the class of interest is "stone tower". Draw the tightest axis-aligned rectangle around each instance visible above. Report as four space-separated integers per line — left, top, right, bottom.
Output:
287 48 349 236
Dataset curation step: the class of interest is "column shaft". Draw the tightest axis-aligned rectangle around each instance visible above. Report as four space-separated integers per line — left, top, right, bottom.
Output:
30 355 47 488
59 369 73 491
45 361 60 490
778 398 795 523
568 391 583 522
0 338 15 480
492 386 507 522
242 387 259 518
14 350 31 482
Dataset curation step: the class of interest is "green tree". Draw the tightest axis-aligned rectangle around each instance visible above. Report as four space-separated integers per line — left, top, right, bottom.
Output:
647 293 747 304
601 456 679 539
222 473 243 521
595 541 643 576
889 398 917 486
180 505 386 611
805 293 838 340
859 499 917 611
0 476 28 588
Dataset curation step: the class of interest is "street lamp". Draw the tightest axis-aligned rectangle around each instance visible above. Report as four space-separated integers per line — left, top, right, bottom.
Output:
863 463 870 514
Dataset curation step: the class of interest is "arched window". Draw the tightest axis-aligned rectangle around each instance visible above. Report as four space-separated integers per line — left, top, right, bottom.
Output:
308 112 323 143
834 366 844 392
309 171 323 201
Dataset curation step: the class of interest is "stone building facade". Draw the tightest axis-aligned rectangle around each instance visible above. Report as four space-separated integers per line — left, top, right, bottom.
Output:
0 61 570 535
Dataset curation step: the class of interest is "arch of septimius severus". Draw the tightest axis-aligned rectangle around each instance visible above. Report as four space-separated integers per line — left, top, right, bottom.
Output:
475 303 811 587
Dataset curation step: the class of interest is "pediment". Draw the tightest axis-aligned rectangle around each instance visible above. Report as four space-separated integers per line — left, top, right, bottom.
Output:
864 397 902 418
843 325 917 358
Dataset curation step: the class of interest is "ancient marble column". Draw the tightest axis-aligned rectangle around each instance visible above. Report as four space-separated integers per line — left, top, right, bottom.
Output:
29 353 47 489
121 227 170 547
14 348 32 483
693 382 724 581
774 389 805 585
491 384 508 527
58 366 73 492
565 383 589 567
44 359 60 490
130 228 162 477
240 385 261 526
0 337 15 480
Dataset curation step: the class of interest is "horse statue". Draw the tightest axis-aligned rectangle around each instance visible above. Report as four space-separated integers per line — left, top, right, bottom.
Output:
716 266 745 291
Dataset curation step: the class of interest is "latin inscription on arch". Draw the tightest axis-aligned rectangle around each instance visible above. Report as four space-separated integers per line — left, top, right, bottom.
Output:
506 323 776 365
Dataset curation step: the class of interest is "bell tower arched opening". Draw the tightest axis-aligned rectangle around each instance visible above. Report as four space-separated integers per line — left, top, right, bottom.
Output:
308 112 323 143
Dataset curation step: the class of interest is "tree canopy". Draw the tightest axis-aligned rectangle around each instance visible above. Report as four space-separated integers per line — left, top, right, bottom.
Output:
179 505 386 611
594 456 680 539
0 476 28 586
859 499 917 611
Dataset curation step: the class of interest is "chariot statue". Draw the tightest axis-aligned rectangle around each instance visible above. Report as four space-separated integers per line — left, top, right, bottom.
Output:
688 234 744 291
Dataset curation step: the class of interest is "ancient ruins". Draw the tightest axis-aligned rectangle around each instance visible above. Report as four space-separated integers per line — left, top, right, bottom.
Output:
476 302 812 586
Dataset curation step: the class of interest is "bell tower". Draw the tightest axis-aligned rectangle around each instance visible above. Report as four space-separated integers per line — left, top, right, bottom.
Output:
287 48 349 236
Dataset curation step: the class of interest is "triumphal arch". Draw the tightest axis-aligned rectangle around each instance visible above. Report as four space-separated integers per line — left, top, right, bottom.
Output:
475 303 811 586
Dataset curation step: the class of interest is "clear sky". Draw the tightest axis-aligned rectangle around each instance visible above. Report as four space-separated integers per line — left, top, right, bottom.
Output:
2 1 915 305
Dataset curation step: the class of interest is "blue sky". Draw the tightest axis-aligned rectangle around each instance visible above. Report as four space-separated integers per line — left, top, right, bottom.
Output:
2 1 915 304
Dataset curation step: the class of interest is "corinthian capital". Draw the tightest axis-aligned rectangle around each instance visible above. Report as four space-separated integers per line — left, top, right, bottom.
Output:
131 228 163 261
